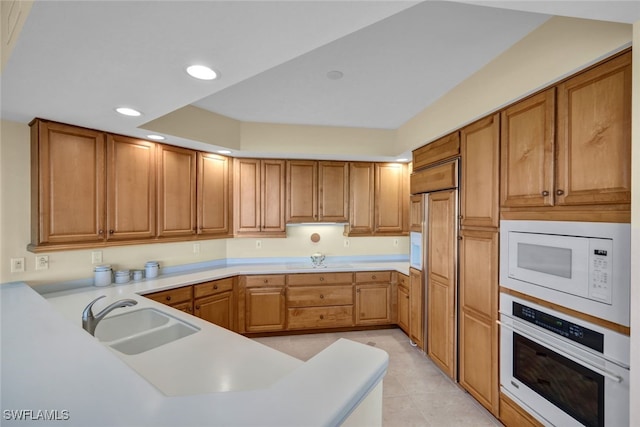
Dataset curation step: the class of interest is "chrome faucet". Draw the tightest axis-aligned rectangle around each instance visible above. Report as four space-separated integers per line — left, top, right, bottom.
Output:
82 295 138 336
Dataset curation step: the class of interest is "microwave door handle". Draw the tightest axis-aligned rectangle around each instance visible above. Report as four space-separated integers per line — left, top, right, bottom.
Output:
496 320 623 383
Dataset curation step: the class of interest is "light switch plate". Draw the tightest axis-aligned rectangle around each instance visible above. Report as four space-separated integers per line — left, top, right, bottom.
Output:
91 251 103 264
10 258 25 273
35 255 49 270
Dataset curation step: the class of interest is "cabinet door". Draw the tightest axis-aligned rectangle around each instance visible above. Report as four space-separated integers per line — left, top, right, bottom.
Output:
245 287 286 332
261 159 286 234
195 292 235 331
286 160 317 222
234 158 261 233
459 229 499 415
348 162 375 235
409 268 423 349
318 161 349 222
500 89 555 208
355 283 391 325
374 163 407 234
106 135 156 241
460 114 500 229
426 190 457 378
157 145 196 238
397 285 410 334
556 52 631 206
409 195 423 232
32 120 106 245
198 153 230 236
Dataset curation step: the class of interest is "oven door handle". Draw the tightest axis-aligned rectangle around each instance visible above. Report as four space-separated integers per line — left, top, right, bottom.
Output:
496 320 623 383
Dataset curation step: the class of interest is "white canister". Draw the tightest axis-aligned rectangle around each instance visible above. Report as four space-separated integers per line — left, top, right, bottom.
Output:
114 270 130 285
132 270 143 281
94 265 112 287
145 261 159 279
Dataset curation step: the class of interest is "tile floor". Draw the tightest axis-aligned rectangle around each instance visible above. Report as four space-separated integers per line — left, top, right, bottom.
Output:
254 328 503 427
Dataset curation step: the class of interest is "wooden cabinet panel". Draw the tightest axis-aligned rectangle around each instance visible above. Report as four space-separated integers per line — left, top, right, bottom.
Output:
106 134 156 241
409 195 423 232
409 268 423 349
287 285 353 307
500 393 544 427
459 230 497 318
410 159 458 195
354 271 391 283
287 272 353 286
261 160 286 234
460 114 499 229
348 162 375 235
197 153 231 236
374 163 407 234
245 275 286 287
157 144 196 238
500 89 555 208
194 292 234 331
286 160 317 222
145 286 193 306
318 161 349 222
193 277 234 299
287 306 353 330
245 286 286 332
397 282 410 334
556 51 631 206
31 119 106 245
355 283 391 325
427 190 456 378
412 131 460 171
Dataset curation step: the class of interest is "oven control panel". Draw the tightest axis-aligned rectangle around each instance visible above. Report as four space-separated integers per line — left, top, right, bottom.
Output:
513 302 604 353
588 239 613 304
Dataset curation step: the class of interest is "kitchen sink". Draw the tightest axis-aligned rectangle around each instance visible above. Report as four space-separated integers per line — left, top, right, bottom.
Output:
95 307 200 356
95 308 170 342
109 322 198 355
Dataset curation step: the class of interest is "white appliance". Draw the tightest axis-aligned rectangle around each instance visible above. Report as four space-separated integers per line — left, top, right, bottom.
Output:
500 220 631 327
409 231 422 270
500 293 630 427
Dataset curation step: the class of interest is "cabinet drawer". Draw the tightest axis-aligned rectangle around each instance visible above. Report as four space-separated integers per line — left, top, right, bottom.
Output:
287 285 353 307
397 273 409 289
412 132 460 171
287 272 353 286
287 306 353 330
245 275 286 287
355 271 391 283
411 160 457 194
145 286 192 305
193 277 234 299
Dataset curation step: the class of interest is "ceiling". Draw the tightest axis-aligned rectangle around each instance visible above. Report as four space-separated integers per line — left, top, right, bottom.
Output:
1 1 638 157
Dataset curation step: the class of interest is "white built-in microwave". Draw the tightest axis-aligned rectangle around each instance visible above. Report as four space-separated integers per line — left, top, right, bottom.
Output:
500 220 631 327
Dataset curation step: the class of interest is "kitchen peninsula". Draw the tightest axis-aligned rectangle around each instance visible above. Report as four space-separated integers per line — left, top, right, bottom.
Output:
1 261 404 426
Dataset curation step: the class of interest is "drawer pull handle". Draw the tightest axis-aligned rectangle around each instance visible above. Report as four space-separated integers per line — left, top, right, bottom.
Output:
319 315 324 320
319 277 324 281
166 296 171 301
372 275 377 280
264 279 268 284
320 294 324 299
213 284 218 290
195 305 200 310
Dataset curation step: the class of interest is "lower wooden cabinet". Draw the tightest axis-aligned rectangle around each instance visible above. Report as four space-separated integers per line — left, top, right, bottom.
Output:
243 275 286 333
499 393 543 427
354 271 392 325
397 274 410 334
193 277 235 332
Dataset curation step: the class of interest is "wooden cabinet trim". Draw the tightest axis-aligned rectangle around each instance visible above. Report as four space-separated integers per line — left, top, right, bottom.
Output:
412 131 460 171
193 277 234 299
286 272 353 286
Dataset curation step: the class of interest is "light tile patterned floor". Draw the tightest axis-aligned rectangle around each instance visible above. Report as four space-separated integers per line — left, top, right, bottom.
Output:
254 328 502 427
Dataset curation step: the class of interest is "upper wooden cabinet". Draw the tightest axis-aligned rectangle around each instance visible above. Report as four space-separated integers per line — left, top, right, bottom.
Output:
347 162 375 235
197 153 231 237
286 160 348 223
106 134 157 241
412 131 460 171
409 195 423 232
500 89 555 208
157 144 197 238
234 158 286 236
374 163 408 234
556 51 631 207
460 113 500 229
30 119 106 248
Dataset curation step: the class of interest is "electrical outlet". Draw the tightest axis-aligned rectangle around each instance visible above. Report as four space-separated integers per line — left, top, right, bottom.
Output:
10 258 25 273
256 240 262 249
91 251 103 264
193 243 200 254
393 238 399 247
344 239 350 248
35 255 49 271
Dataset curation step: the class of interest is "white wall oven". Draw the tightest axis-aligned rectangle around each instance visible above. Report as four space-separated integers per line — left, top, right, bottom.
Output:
500 293 630 427
500 220 631 327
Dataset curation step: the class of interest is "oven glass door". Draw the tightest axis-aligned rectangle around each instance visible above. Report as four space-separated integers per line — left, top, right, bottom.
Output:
513 332 604 427
508 231 589 298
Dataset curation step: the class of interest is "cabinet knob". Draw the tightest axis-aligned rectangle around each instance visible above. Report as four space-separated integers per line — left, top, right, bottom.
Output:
98 229 104 235
195 305 200 310
319 315 324 320
319 277 324 282
542 190 549 196
556 189 565 196
406 295 410 299
458 236 463 240
213 284 218 290
108 229 114 235
319 294 324 299
264 279 268 284
166 296 171 301
458 215 463 219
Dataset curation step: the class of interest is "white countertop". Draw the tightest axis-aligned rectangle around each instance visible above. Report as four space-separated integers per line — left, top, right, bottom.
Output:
1 261 401 426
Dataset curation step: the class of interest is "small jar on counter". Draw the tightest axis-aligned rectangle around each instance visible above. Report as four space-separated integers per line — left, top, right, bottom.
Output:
132 270 143 281
114 269 130 285
94 265 112 287
145 261 159 279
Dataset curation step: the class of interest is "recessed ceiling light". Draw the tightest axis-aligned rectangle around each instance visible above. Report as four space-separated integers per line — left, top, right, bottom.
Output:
186 65 218 80
326 70 344 80
115 107 142 117
147 134 165 141
217 150 232 155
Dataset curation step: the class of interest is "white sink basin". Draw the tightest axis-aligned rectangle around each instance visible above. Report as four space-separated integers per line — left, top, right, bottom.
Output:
109 323 198 355
95 308 170 342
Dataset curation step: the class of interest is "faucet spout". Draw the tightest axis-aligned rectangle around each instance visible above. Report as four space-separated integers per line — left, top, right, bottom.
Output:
82 295 138 336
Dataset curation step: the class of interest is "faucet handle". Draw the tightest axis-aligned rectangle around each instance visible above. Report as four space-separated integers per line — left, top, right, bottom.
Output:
82 295 106 318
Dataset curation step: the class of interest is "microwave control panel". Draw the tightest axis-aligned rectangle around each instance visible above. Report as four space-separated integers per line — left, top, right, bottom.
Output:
588 239 613 304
